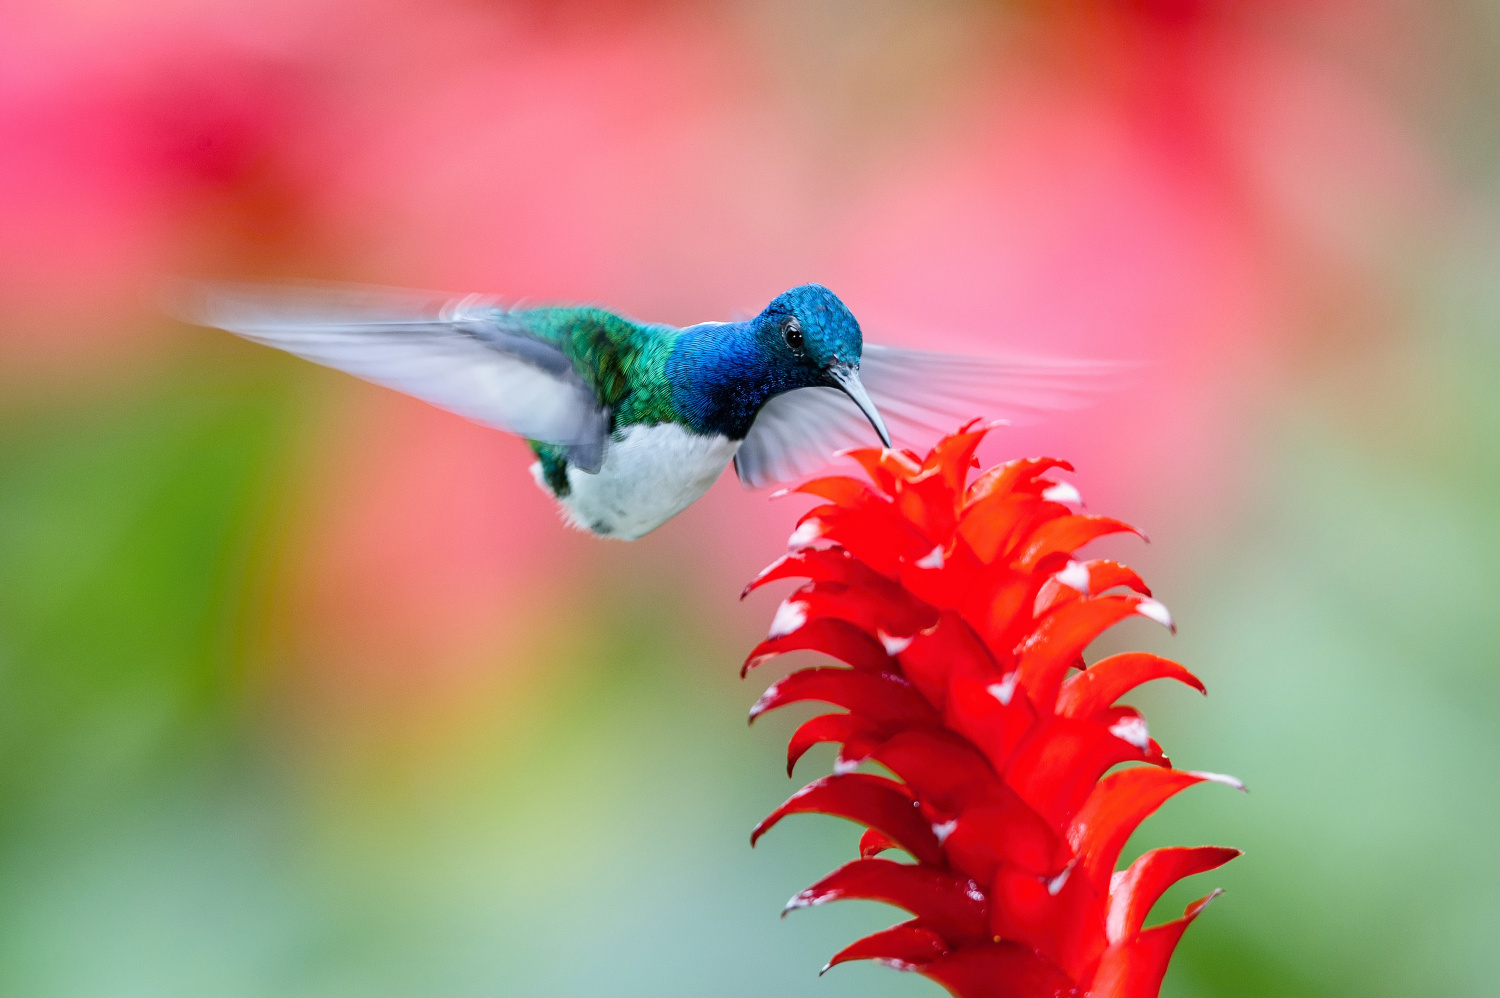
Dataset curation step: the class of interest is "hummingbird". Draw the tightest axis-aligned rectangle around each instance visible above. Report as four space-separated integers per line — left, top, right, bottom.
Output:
189 282 1110 539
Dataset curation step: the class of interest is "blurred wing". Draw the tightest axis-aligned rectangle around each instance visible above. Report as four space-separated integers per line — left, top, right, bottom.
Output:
183 282 609 470
733 343 1127 489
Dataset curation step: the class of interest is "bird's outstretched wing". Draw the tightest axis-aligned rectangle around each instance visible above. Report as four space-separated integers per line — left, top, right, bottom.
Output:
180 282 610 471
733 343 1127 488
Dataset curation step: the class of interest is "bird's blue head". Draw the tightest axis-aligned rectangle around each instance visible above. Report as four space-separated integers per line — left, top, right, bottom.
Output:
751 284 891 446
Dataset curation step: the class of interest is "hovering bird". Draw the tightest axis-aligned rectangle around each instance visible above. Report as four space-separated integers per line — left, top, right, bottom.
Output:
188 282 1112 539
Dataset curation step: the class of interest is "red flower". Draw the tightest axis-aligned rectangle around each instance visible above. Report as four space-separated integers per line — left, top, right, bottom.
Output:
743 422 1241 998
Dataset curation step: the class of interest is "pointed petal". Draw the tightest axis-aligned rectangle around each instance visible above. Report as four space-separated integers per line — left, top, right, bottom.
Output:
869 727 1003 816
860 827 897 858
895 469 962 546
743 618 897 676
792 505 937 577
1106 847 1241 944
750 668 940 727
774 580 936 640
1068 769 1244 891
751 773 944 865
745 550 934 629
1090 891 1223 998
925 423 996 494
1035 559 1151 614
787 475 890 509
1056 653 1205 719
1076 560 1151 598
912 941 1078 998
942 676 1037 774
786 713 883 776
898 535 985 608
840 447 898 495
1016 515 1143 570
961 552 1072 659
786 858 988 941
1016 595 1167 712
822 921 950 974
1092 707 1168 765
965 457 1076 506
895 611 1003 710
941 791 1064 885
1005 717 1155 830
989 862 1108 981
843 446 927 496
742 548 859 596
957 493 1065 564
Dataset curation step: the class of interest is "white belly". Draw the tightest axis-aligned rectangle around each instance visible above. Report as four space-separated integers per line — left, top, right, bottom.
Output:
531 423 740 540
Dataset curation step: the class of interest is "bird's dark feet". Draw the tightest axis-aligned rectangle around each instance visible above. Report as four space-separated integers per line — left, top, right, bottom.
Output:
528 441 573 497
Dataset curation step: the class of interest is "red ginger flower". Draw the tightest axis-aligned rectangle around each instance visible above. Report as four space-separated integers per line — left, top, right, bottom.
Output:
743 422 1241 998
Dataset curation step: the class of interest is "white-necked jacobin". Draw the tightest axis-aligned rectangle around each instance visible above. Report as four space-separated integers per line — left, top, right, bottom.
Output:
189 282 1112 539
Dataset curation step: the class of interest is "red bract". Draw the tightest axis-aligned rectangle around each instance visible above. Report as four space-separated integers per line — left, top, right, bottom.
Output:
744 423 1241 997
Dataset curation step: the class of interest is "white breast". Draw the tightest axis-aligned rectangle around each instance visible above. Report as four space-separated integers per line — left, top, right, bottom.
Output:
531 423 741 540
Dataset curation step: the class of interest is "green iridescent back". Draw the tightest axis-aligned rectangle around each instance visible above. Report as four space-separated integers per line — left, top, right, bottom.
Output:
511 307 682 495
516 307 680 425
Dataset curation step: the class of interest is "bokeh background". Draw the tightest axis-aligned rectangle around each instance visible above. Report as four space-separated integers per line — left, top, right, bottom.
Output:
2 1 1498 995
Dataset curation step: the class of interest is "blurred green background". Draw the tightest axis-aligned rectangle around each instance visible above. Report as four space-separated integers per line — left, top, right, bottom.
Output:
3 2 1499 995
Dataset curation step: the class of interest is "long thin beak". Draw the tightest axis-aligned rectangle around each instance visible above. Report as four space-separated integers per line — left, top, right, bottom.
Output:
830 364 892 448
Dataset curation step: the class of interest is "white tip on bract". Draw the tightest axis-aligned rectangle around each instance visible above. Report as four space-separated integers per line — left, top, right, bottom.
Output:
1190 888 1226 916
1136 598 1175 631
787 519 823 551
914 545 945 570
784 889 824 913
890 451 922 473
1190 771 1247 792
877 629 913 656
1105 874 1131 943
987 673 1019 706
1046 866 1072 896
1042 481 1082 506
768 600 808 639
1108 715 1151 750
932 820 958 844
1055 559 1091 594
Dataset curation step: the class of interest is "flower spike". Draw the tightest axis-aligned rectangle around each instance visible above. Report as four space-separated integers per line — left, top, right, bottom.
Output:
741 427 1239 996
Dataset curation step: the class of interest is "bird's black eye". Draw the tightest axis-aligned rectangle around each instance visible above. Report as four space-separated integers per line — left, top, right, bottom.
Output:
782 317 805 354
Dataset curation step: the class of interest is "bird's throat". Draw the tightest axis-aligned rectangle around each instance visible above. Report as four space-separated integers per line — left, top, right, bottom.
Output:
665 321 800 439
